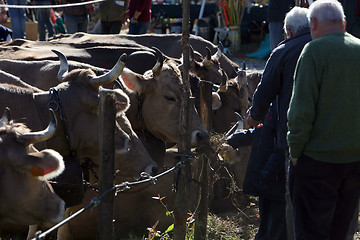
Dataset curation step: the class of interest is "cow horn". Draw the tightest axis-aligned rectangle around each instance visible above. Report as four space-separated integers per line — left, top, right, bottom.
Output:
234 112 244 131
218 41 224 52
189 45 194 63
151 47 164 76
52 49 68 81
0 107 10 128
202 47 211 67
218 70 228 92
91 53 127 87
19 109 57 145
221 69 228 86
236 61 248 86
214 43 222 60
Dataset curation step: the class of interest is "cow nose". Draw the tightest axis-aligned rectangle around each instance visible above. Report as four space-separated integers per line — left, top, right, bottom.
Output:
143 162 158 177
192 130 210 146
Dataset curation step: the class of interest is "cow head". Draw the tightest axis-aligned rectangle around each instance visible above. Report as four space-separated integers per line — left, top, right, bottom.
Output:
179 46 224 85
0 108 65 227
52 50 158 178
44 52 130 159
212 66 250 133
114 114 158 179
120 47 209 147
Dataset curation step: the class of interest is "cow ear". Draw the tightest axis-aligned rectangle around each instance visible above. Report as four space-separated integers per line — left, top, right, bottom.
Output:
113 89 130 114
24 149 65 180
212 92 222 110
120 68 143 93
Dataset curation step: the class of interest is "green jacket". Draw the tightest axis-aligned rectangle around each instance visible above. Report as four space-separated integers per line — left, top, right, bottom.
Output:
287 32 360 163
99 0 128 22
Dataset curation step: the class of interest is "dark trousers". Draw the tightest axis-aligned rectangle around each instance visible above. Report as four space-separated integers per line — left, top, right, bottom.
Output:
255 196 287 240
291 154 360 240
101 20 122 34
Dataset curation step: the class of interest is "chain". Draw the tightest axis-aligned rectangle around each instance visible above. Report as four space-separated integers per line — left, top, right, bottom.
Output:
48 88 75 156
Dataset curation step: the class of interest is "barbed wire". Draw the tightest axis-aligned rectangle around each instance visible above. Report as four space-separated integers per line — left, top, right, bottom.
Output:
32 153 194 240
0 0 104 9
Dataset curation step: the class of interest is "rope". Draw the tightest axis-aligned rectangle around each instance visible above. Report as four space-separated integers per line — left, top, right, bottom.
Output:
0 0 104 9
31 153 194 240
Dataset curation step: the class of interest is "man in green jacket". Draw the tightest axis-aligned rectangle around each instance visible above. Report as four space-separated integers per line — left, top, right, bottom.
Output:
287 0 360 239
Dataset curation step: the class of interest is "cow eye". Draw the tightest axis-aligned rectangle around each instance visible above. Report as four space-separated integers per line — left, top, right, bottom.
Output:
165 95 176 102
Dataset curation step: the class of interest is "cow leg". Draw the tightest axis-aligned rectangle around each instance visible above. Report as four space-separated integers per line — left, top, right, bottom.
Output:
26 224 39 240
57 207 74 240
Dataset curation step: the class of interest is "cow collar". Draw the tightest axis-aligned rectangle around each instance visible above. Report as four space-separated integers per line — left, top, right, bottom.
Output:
47 88 76 157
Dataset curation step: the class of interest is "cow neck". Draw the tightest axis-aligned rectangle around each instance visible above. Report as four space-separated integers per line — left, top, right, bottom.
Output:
33 88 75 157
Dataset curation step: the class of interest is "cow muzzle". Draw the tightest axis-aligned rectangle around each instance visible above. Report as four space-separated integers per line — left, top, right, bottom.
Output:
191 130 210 147
141 162 158 178
42 199 65 228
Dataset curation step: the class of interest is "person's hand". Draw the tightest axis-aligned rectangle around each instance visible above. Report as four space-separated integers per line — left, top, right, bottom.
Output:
246 115 263 128
130 16 137 23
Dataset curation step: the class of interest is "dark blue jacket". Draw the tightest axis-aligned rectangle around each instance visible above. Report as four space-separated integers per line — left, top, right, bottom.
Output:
228 102 286 200
0 24 11 41
250 28 311 149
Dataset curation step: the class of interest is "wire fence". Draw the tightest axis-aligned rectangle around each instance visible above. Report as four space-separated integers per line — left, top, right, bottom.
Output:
0 0 104 9
31 153 195 240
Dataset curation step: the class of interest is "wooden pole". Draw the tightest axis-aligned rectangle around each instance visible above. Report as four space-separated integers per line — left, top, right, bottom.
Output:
174 0 191 239
194 80 213 239
98 90 116 240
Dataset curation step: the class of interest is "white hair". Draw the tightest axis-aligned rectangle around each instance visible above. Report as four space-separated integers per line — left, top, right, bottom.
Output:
308 0 345 24
284 6 310 35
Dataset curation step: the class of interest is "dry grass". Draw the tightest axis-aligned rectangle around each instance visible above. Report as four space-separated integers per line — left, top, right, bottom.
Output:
207 202 260 240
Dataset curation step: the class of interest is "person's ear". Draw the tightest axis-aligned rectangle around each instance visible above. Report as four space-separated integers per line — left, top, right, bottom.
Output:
310 17 317 31
286 28 294 38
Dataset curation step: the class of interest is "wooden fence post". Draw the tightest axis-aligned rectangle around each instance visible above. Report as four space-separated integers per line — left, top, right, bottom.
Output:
194 80 213 239
98 90 116 240
174 0 191 238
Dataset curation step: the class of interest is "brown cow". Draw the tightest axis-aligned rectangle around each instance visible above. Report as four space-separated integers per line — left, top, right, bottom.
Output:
0 53 158 239
48 32 239 78
0 70 42 91
119 48 209 147
0 59 111 91
0 33 238 80
0 53 157 177
0 108 65 227
212 66 250 133
0 47 208 149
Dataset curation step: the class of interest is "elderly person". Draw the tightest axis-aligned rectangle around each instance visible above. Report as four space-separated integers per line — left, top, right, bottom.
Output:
287 0 360 239
239 6 311 240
